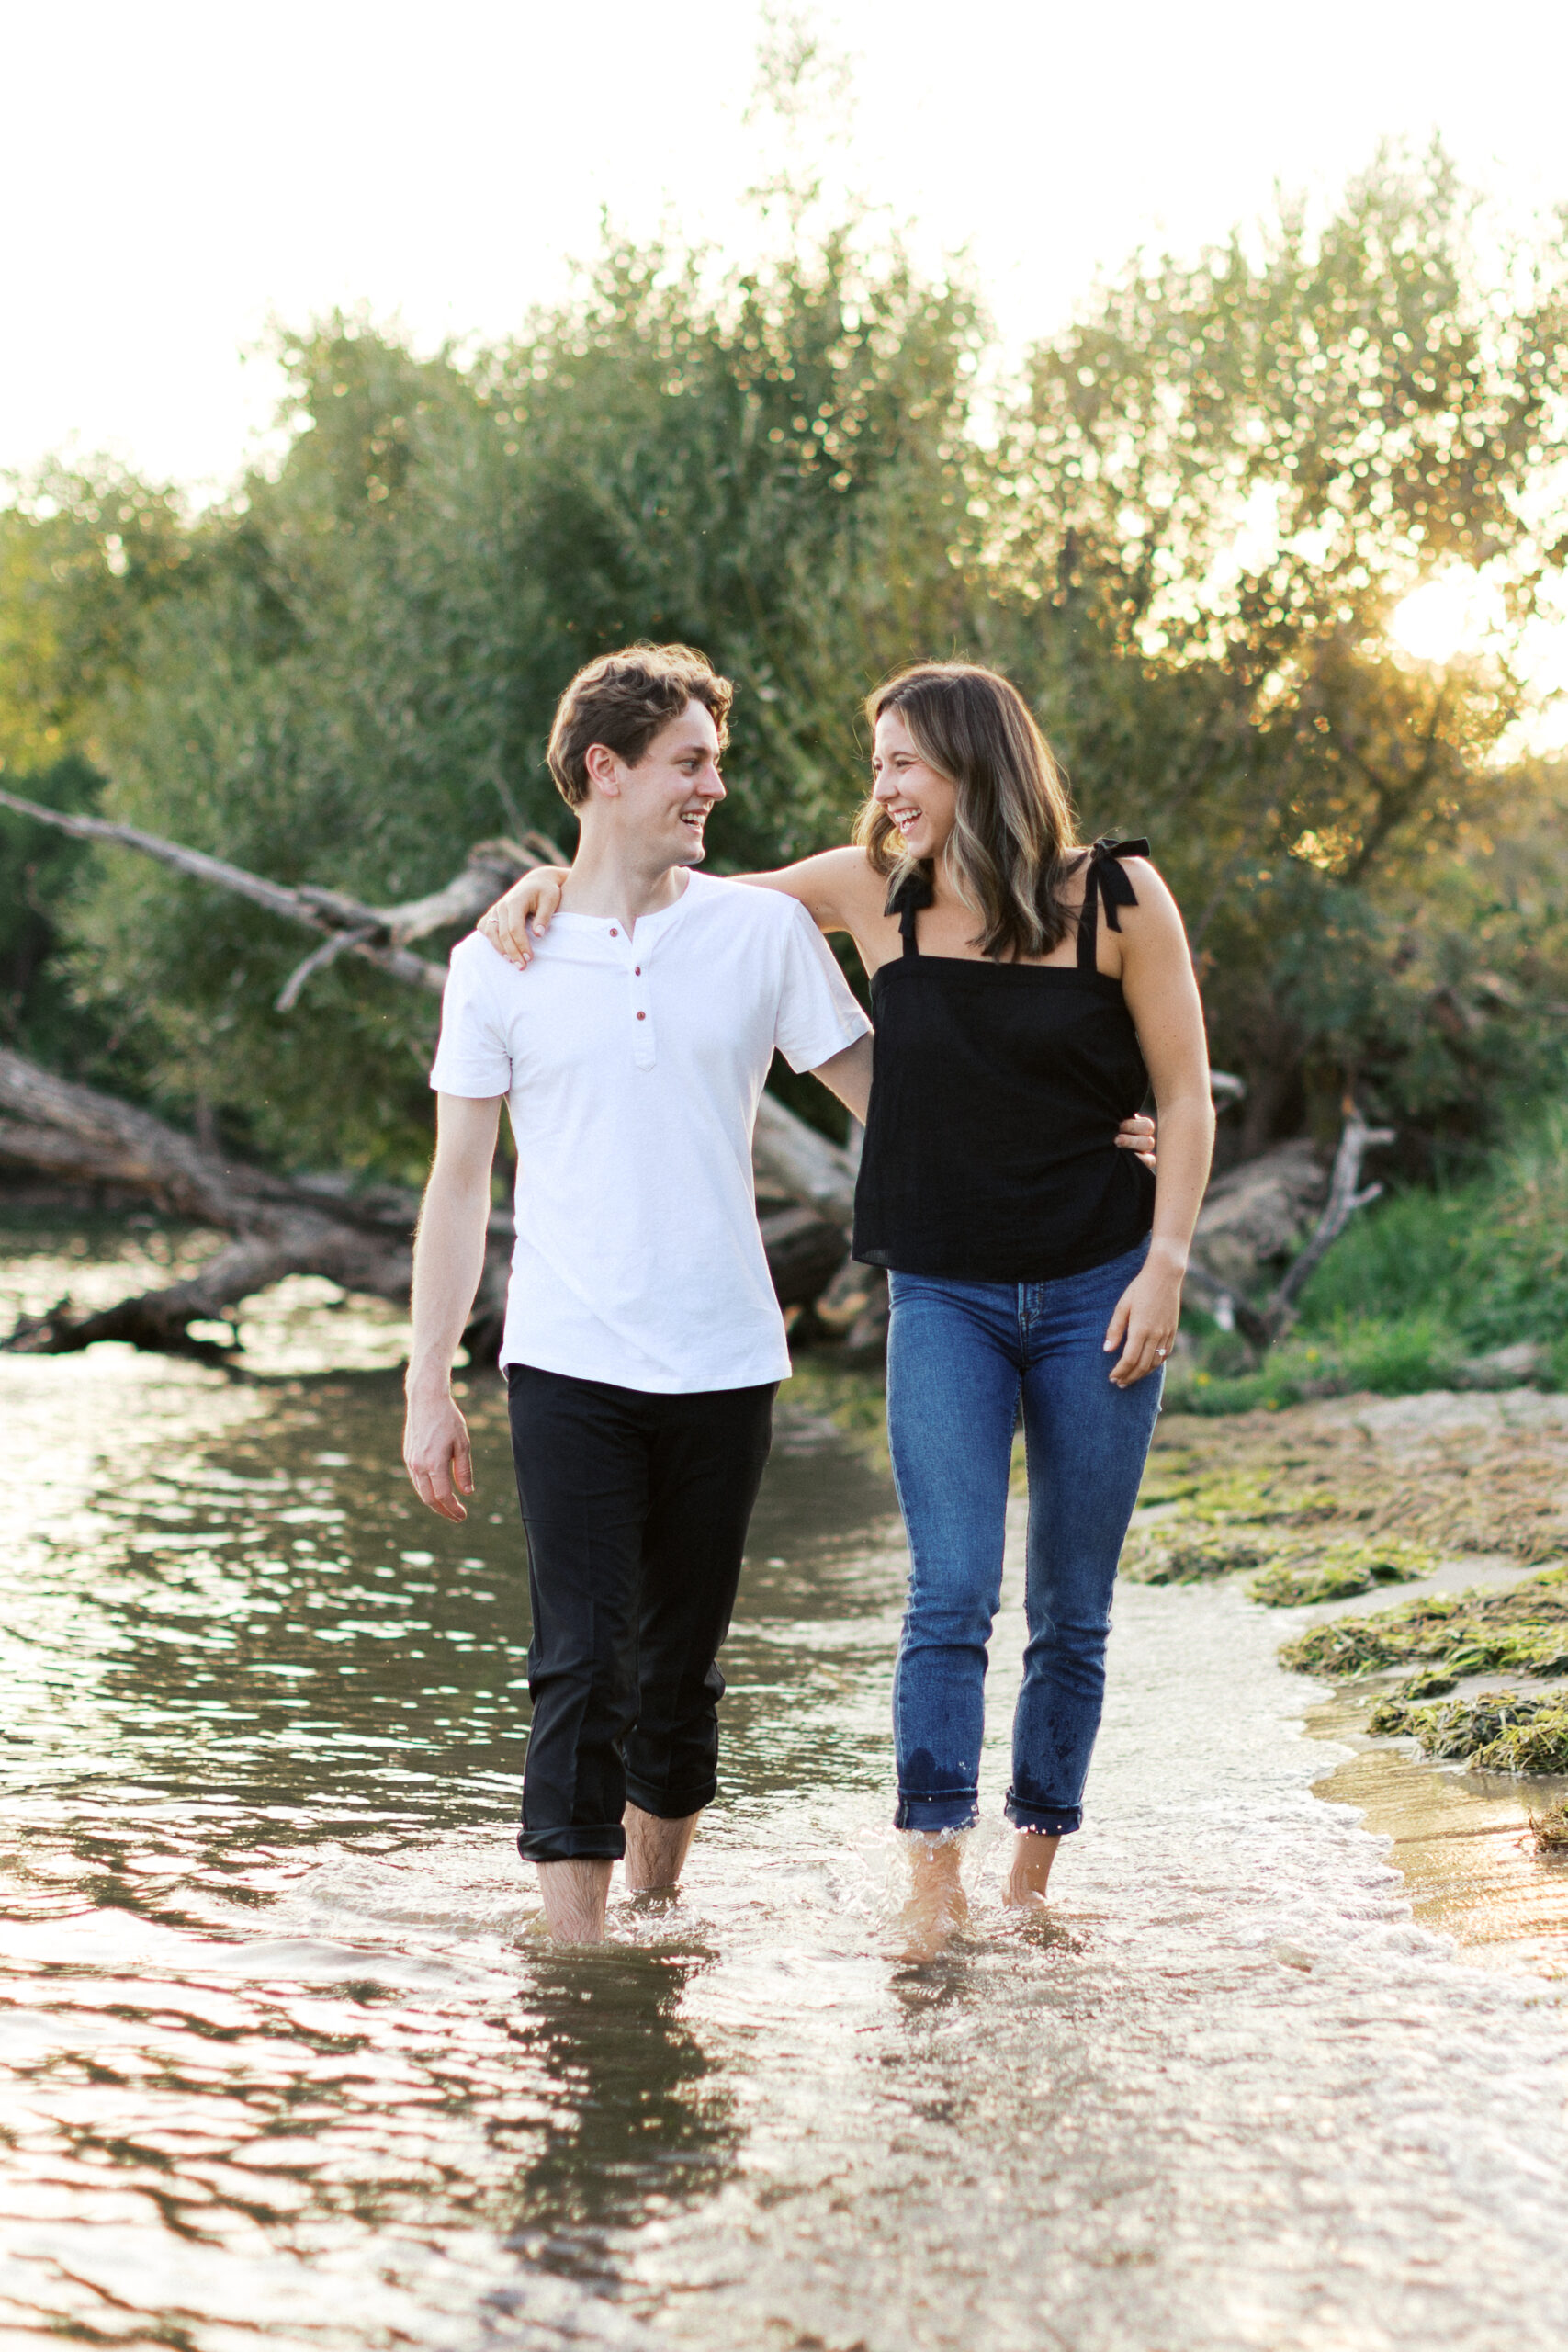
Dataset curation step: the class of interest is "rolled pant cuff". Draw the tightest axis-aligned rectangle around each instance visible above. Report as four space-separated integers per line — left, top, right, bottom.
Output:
624 1776 717 1821
894 1792 979 1834
517 1827 626 1865
1004 1795 1081 1837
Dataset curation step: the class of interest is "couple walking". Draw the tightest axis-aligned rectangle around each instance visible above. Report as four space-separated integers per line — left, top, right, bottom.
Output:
402 644 1213 1944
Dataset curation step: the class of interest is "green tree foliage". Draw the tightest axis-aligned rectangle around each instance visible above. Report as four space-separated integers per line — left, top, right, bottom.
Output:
1000 144 1568 1149
1 144 1564 1178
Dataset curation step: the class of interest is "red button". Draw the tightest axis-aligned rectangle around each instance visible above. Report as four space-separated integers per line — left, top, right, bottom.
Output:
637 1011 646 1021
609 927 618 937
634 966 641 976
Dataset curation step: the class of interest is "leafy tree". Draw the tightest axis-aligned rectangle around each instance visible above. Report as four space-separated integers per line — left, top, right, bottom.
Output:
1 141 1564 1182
999 143 1568 1151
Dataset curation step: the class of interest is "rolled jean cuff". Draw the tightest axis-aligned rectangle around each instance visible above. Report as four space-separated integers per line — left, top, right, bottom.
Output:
1005 1793 1082 1837
516 1826 626 1865
894 1791 979 1834
624 1772 717 1821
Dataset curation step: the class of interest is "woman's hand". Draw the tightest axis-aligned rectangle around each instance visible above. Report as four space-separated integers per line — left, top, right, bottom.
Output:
1103 1243 1184 1386
479 866 570 967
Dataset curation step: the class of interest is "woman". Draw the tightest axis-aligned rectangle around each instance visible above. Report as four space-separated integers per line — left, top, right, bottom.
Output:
481 663 1213 1937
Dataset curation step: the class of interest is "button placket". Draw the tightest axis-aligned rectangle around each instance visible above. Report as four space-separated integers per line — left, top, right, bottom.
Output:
626 933 655 1069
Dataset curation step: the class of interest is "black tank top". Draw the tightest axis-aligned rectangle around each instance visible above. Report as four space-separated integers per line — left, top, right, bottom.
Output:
852 838 1156 1283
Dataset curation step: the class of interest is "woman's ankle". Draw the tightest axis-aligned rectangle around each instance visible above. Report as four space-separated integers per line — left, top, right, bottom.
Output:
1004 1828 1060 1905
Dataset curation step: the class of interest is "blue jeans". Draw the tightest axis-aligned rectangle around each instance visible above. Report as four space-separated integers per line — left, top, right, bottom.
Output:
886 1242 1162 1838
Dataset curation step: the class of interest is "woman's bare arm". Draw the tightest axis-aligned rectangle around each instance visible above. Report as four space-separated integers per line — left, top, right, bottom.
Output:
479 846 882 966
1100 861 1215 1386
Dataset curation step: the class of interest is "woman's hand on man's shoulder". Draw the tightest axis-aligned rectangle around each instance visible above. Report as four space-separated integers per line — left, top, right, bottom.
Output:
479 867 569 968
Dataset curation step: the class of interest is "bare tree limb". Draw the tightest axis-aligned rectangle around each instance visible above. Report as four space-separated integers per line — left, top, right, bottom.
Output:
0 787 564 1001
1258 1105 1394 1344
274 928 379 1012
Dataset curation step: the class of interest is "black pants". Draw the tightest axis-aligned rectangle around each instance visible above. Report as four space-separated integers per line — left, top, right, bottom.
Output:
507 1364 776 1864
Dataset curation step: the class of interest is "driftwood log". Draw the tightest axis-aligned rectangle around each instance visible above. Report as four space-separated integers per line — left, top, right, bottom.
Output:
0 1042 852 1356
0 1045 516 1358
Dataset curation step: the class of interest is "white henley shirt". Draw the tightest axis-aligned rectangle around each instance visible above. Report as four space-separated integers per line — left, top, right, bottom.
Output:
429 872 871 1392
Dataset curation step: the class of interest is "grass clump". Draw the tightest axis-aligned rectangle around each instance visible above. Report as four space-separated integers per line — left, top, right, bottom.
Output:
1122 1528 1280 1585
1529 1804 1568 1851
1383 1667 1459 1702
1280 1565 1568 1679
1366 1687 1545 1759
1472 1704 1568 1774
1166 1106 1568 1416
1248 1536 1436 1608
778 1354 889 1470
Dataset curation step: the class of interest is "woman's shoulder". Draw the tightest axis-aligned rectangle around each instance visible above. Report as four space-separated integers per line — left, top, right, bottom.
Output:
755 843 891 932
1080 838 1167 902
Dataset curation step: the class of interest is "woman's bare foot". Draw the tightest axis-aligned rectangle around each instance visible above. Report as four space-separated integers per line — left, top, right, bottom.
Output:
898 1833 970 1959
1003 1829 1060 1910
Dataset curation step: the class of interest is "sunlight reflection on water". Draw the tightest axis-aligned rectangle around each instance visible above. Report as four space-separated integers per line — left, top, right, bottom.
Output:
1 1233 1566 2351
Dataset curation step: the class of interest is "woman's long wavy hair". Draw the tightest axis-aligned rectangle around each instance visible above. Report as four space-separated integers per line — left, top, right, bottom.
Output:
853 662 1081 961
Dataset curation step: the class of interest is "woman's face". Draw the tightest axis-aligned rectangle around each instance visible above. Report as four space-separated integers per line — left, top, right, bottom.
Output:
871 707 957 861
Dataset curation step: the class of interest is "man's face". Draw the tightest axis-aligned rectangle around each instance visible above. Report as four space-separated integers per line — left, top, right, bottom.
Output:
607 699 726 866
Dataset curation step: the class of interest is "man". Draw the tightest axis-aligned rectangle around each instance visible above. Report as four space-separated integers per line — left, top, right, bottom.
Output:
402 644 873 1943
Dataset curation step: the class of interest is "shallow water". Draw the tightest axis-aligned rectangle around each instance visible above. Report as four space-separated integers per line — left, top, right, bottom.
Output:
2 1239 1566 2351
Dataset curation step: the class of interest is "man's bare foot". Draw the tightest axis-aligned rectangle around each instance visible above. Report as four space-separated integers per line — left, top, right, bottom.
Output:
1003 1829 1060 1909
624 1804 699 1893
897 1833 970 1959
536 1858 613 1942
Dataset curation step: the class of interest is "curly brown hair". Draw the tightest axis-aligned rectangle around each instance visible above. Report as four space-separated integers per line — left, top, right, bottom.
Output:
547 643 734 808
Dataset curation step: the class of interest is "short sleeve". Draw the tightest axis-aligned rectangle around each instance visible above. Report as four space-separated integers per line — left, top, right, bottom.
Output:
428 937 513 1098
772 899 872 1074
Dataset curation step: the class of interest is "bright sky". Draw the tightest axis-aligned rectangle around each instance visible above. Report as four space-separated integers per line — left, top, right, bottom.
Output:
4 0 1565 502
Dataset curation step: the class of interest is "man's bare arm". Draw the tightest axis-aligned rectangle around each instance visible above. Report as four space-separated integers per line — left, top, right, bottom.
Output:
403 1092 503 1521
808 1032 874 1125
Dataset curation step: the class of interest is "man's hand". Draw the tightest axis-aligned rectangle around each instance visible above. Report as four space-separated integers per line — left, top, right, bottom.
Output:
403 1379 475 1521
1115 1113 1156 1171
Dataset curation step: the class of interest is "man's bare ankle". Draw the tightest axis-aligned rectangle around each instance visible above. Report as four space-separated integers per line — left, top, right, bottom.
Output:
536 1857 612 1942
623 1804 700 1894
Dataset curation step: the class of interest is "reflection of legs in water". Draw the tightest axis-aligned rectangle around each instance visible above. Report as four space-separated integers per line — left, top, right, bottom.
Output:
1004 1827 1060 1909
536 1859 613 1943
508 1951 739 2251
625 1804 700 1894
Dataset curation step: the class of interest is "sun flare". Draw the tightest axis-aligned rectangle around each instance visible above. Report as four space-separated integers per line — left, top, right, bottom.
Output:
1388 569 1505 665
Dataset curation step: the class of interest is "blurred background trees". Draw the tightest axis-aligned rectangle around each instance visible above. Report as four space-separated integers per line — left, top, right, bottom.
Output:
2 141 1565 1193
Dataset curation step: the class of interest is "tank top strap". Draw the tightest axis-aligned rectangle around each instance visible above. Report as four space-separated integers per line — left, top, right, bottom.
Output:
886 866 934 958
1076 837 1150 971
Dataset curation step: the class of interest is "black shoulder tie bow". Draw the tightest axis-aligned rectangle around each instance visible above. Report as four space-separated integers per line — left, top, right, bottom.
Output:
1086 836 1149 933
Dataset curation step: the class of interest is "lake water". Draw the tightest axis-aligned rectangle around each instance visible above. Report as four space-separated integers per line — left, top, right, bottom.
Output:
1 1236 1565 2351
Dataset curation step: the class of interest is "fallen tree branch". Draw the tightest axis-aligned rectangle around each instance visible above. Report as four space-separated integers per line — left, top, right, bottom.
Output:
0 786 563 1003
1258 1104 1393 1345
